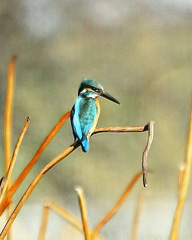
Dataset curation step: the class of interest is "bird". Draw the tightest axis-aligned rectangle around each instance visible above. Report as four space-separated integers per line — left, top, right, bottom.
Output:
70 78 120 152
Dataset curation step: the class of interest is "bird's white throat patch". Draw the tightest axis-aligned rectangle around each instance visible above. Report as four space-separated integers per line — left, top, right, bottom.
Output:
80 89 99 98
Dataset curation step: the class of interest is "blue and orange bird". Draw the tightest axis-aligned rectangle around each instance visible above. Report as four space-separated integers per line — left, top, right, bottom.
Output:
70 79 120 152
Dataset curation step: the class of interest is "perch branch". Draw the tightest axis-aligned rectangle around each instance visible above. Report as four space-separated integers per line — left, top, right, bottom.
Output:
0 121 154 217
0 123 154 239
94 121 154 187
76 188 90 240
93 126 148 134
90 171 142 239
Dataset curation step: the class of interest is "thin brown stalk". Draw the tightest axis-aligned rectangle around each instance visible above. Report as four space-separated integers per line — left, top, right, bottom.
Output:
0 117 30 203
94 121 154 187
170 108 192 240
75 187 90 240
0 111 71 216
142 121 154 187
130 189 145 240
38 206 50 240
90 172 142 240
5 55 17 240
0 124 152 239
38 201 105 240
93 125 149 134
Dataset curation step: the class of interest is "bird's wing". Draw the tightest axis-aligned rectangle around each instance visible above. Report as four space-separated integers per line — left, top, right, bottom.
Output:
71 98 83 141
79 98 98 138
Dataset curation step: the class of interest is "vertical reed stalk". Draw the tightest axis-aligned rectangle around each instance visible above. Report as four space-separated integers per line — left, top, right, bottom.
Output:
4 55 17 240
76 188 90 240
91 172 142 239
170 108 192 240
38 206 50 240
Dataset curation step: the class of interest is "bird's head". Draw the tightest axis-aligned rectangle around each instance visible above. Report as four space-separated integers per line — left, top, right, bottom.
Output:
78 78 120 104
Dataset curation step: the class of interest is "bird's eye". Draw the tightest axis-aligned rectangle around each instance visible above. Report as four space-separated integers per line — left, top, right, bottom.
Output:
92 87 100 93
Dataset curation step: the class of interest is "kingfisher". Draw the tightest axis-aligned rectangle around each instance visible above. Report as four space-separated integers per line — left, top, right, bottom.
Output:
70 78 120 152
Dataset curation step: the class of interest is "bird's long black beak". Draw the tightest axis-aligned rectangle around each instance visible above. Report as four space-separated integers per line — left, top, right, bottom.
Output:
100 92 120 104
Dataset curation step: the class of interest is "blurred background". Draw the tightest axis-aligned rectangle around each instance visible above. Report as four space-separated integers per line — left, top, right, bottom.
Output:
0 0 192 239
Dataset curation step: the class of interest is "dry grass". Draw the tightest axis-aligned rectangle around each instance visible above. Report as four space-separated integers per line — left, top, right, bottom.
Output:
169 108 192 240
0 56 191 240
37 171 142 240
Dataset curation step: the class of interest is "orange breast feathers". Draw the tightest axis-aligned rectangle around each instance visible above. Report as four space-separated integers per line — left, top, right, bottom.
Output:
87 98 100 138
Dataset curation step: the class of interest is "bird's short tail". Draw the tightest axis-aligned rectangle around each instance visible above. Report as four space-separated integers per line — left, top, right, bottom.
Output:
81 138 89 152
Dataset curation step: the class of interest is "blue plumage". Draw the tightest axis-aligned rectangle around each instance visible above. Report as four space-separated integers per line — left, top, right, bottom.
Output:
70 79 120 152
71 94 97 152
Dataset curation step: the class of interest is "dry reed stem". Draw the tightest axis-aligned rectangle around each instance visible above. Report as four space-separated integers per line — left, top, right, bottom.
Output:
38 201 105 240
170 108 192 240
0 121 153 217
0 178 7 195
142 121 154 187
0 111 71 216
94 121 154 187
75 188 90 240
178 164 185 197
0 123 153 239
93 126 148 133
130 189 145 240
38 206 50 240
0 117 30 203
90 171 142 239
5 55 17 173
5 55 17 240
0 142 79 240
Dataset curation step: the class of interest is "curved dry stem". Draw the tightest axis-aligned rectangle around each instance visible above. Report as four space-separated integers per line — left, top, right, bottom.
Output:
94 122 154 187
90 171 142 240
75 187 90 240
142 121 154 187
0 117 30 203
0 111 71 216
